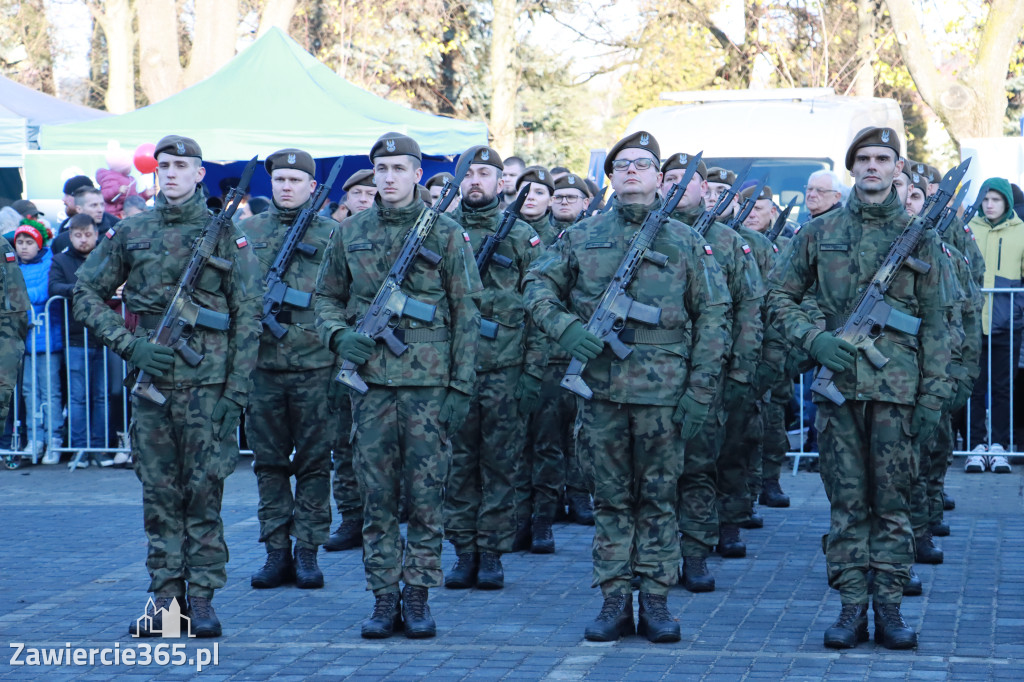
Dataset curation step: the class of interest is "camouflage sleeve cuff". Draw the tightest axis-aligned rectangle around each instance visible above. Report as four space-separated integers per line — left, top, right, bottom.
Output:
683 383 715 406
726 366 753 384
223 387 249 407
523 364 546 381
947 364 969 382
916 393 946 411
800 328 825 354
448 381 474 396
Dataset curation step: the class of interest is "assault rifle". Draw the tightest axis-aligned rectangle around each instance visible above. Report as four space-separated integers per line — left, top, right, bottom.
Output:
335 148 475 394
764 196 798 243
960 191 983 227
935 181 970 238
810 159 971 405
575 192 604 223
725 177 767 230
691 163 751 238
261 158 344 338
476 186 528 338
131 156 259 405
561 152 702 399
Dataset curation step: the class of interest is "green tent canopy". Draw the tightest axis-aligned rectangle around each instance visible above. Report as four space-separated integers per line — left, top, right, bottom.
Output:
39 27 487 160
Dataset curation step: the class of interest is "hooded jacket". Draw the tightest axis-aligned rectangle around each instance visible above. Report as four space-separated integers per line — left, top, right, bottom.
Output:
968 177 1024 335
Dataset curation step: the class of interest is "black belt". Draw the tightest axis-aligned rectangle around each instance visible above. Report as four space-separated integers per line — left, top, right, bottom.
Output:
275 310 316 325
136 314 164 330
618 327 686 344
394 328 449 343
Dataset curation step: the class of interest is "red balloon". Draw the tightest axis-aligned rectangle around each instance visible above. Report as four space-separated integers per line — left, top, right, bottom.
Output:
134 143 158 174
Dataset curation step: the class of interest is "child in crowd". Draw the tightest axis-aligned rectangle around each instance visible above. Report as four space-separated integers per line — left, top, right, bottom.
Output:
49 215 111 467
96 158 154 217
14 220 63 463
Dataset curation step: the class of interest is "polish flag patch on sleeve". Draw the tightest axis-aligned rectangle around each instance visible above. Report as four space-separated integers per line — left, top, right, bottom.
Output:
703 244 714 256
557 230 566 240
5 251 15 262
772 244 779 253
741 244 751 254
235 236 248 249
463 232 471 242
529 235 541 247
105 228 117 239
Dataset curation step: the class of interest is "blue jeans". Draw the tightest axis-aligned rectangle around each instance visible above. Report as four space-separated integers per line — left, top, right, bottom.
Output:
22 352 63 444
67 346 108 449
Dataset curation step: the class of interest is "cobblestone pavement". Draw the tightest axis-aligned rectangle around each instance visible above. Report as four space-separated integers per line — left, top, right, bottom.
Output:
1 456 1022 680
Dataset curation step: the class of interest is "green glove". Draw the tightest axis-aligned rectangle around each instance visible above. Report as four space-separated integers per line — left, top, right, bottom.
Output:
672 394 710 441
951 378 973 411
910 403 942 441
808 333 857 373
439 389 472 436
129 339 175 377
333 330 376 365
557 321 604 362
212 396 245 441
514 373 543 415
722 378 750 412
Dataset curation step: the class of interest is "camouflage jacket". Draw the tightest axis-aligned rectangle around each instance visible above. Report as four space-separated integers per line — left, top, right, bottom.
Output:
314 196 483 394
767 189 955 408
451 198 546 375
550 216 575 235
73 189 263 403
1 235 30 364
524 212 571 365
673 203 765 386
945 216 985 286
523 212 559 247
240 199 338 372
523 197 733 407
943 240 982 384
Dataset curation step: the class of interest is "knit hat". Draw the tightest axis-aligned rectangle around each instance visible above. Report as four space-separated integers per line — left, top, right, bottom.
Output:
14 219 51 250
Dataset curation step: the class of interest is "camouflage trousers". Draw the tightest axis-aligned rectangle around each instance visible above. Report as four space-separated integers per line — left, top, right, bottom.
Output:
754 382 793 495
514 362 574 520
911 412 953 534
578 399 682 597
677 390 725 557
816 400 915 604
352 385 449 595
717 398 764 525
246 367 335 551
446 366 526 554
0 316 25 429
130 384 238 599
331 391 361 521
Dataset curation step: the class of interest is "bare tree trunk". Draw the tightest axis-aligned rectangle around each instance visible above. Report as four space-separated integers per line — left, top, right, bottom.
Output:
258 0 298 36
90 0 136 113
488 0 517 156
851 0 874 97
183 0 240 87
136 0 183 103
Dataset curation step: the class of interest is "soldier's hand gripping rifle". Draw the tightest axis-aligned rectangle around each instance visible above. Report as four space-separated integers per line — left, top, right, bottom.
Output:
764 196 798 243
475 185 528 339
131 156 259 405
810 159 971 405
561 152 703 399
692 163 752 238
262 158 344 338
335 149 475 395
725 176 767 230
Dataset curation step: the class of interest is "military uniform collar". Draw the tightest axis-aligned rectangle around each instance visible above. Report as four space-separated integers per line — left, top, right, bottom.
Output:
671 199 704 226
456 196 501 228
846 186 904 223
615 196 662 225
374 194 423 224
270 197 312 224
155 186 209 224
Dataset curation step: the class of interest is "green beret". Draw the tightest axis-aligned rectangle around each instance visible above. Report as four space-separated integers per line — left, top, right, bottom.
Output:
265 148 315 177
516 165 554 192
465 146 503 171
908 169 928 194
155 135 202 160
706 167 736 186
661 152 707 181
425 172 454 190
845 126 901 170
370 132 421 161
342 169 375 192
739 184 773 202
916 163 941 184
416 184 431 204
554 173 589 194
605 130 660 176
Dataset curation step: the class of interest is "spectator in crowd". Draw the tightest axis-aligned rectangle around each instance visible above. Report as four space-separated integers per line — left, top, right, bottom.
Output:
0 205 21 240
122 195 148 218
246 196 271 216
330 198 348 223
804 170 846 220
53 188 117 255
1012 183 1024 221
966 177 1024 472
48 214 112 468
13 220 63 463
58 175 96 231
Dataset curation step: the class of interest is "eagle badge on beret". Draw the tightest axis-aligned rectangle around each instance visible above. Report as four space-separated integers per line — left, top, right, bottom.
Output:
176 141 186 154
718 170 726 179
881 130 890 143
386 139 396 153
287 153 296 164
568 176 575 184
538 171 545 180
680 154 688 164
481 149 490 161
912 173 920 183
639 133 650 145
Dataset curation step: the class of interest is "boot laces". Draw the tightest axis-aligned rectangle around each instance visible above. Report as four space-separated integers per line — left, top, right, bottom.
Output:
877 603 907 628
295 547 317 570
454 552 475 571
641 593 672 621
685 556 707 576
189 597 213 620
480 552 500 572
596 595 628 622
403 587 428 619
834 604 863 628
372 593 399 619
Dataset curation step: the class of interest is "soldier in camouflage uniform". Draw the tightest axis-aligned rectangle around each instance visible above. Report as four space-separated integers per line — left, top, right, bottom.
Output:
74 135 262 638
1 235 30 435
767 127 954 650
444 148 546 585
660 152 765 592
241 149 339 590
524 131 732 644
314 133 483 639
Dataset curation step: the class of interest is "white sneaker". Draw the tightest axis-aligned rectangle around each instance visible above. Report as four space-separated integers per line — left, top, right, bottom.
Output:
989 443 1006 454
964 455 987 473
40 444 60 465
113 451 131 466
971 443 989 453
990 455 1012 474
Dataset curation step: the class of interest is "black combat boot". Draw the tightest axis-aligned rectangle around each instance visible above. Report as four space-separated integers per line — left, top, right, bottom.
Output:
680 556 715 593
511 517 532 551
251 547 295 589
567 493 595 526
186 596 222 638
530 516 555 554
915 529 943 564
823 604 868 649
740 510 764 529
903 567 922 597
129 596 186 637
759 478 791 508
294 545 324 589
584 594 635 642
401 585 436 639
637 592 681 643
361 591 402 639
476 552 505 589
444 552 479 589
942 492 955 511
873 602 917 649
324 517 362 551
930 520 950 537
716 524 746 558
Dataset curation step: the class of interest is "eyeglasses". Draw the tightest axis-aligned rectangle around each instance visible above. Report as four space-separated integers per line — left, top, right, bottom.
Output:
805 186 839 195
552 195 583 204
611 157 656 172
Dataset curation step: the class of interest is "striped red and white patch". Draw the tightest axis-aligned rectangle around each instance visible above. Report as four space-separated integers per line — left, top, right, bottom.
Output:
4 251 15 263
463 232 471 242
703 244 714 256
235 236 248 248
529 235 541 247
105 228 117 239
741 244 751 254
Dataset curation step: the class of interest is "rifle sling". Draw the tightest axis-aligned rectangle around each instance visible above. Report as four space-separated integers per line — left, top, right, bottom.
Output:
618 327 686 344
275 310 316 325
393 328 449 343
137 312 231 332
